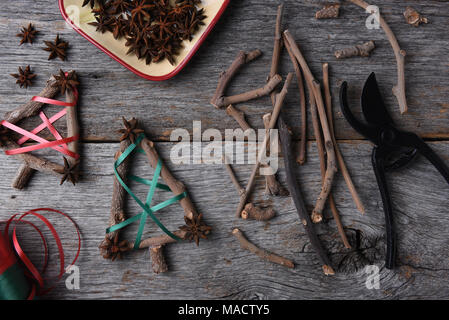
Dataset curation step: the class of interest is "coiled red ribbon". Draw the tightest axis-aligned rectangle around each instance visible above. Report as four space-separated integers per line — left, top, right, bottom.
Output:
0 79 79 159
0 208 81 300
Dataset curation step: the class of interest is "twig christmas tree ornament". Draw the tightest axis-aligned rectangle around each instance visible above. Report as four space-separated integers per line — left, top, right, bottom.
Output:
99 118 211 274
0 69 81 189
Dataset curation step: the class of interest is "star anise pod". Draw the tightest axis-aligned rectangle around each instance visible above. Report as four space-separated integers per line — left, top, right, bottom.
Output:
125 33 144 58
0 126 10 147
89 15 114 33
153 37 178 65
179 213 211 246
17 23 38 45
99 235 129 261
111 0 131 14
43 34 69 61
54 69 80 95
129 0 155 26
151 16 175 40
55 157 80 185
11 65 37 89
111 16 128 39
117 117 144 143
82 0 98 8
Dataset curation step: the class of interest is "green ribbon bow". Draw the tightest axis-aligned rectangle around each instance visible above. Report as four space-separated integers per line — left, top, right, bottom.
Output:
106 134 185 249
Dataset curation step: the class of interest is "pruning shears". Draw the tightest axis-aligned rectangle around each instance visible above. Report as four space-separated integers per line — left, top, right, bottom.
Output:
339 72 449 269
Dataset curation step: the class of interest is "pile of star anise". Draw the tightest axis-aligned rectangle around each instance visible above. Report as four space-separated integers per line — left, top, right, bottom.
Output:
83 0 206 65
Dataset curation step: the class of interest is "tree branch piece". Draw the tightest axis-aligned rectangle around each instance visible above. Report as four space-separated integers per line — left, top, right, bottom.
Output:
269 3 284 105
150 245 168 274
404 7 428 27
11 163 35 190
232 228 294 268
65 73 80 180
323 63 365 215
241 203 275 221
262 113 288 196
311 81 337 223
285 40 307 165
130 230 187 249
100 139 131 259
334 40 375 59
215 74 282 109
235 73 293 217
226 105 251 131
277 116 334 275
224 161 276 220
315 3 340 19
140 137 200 221
211 50 262 109
349 0 408 114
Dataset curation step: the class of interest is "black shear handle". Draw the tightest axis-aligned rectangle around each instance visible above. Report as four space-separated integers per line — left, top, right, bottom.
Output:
372 146 396 269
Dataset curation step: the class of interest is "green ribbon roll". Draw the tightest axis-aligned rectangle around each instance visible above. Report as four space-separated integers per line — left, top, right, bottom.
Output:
0 263 30 300
107 134 185 249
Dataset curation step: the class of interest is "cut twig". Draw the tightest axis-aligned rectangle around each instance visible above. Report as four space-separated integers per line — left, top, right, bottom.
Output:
311 81 338 223
226 105 251 131
150 245 168 274
1 139 64 176
285 41 307 165
277 115 334 275
241 203 275 221
232 228 294 268
404 7 428 27
262 113 288 196
235 73 293 217
224 161 276 220
334 40 375 59
284 30 349 247
65 76 80 181
140 137 200 221
269 3 284 105
214 75 282 109
210 37 280 110
11 163 35 190
130 230 188 249
349 0 408 114
100 139 131 259
323 63 365 215
315 3 340 19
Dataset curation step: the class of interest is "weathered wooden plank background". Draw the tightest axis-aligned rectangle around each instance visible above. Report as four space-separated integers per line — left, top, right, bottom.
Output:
0 0 448 299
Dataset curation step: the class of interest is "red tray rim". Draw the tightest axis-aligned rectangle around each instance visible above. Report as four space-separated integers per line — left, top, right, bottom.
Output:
58 0 230 81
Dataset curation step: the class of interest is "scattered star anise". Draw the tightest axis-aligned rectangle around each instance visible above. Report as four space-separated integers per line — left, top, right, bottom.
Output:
179 213 212 246
118 117 144 143
17 23 38 45
11 65 37 89
99 235 129 260
112 0 131 14
54 69 80 95
43 34 69 61
55 157 80 185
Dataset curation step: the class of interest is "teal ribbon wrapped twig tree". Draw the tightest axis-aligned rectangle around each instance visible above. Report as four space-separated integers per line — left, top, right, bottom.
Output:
99 118 211 274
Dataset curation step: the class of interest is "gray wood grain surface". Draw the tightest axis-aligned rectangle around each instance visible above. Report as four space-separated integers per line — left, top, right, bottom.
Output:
0 0 448 300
